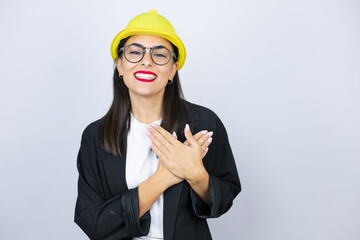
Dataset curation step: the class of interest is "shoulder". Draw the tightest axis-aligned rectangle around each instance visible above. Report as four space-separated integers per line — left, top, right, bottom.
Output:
80 118 103 142
184 100 221 123
183 100 226 132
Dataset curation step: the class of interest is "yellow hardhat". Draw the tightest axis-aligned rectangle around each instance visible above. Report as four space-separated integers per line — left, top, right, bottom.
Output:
110 9 186 70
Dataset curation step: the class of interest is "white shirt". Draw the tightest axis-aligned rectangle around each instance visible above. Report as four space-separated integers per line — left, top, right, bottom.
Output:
126 113 163 240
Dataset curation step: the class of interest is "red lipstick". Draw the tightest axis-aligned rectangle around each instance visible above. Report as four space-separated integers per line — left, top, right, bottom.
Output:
134 71 158 82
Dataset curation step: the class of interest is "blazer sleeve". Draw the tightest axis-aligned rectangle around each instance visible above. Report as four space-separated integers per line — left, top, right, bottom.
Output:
190 116 241 218
74 126 150 240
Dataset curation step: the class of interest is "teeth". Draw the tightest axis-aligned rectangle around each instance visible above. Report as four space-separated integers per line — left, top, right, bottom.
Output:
135 73 157 80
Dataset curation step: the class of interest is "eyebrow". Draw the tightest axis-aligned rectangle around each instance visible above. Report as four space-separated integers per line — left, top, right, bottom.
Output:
130 43 167 49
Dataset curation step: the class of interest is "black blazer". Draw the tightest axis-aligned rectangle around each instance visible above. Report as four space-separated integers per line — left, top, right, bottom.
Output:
74 101 241 240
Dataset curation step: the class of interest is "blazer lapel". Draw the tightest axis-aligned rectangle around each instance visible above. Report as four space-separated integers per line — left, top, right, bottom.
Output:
163 101 201 239
163 181 183 240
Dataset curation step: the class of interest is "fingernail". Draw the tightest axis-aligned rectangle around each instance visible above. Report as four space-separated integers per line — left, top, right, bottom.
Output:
150 142 154 147
206 137 212 144
202 130 208 135
207 131 213 137
146 125 152 130
204 148 209 153
147 131 152 137
185 124 190 132
152 124 158 128
172 131 177 137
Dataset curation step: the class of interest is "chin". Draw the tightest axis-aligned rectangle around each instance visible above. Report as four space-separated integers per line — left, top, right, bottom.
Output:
130 88 163 98
136 87 153 94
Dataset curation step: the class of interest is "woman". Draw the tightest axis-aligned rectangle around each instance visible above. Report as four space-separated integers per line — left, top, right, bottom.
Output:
74 9 241 240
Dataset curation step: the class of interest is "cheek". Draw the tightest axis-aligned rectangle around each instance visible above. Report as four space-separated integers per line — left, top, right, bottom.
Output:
161 66 175 79
122 72 134 86
168 63 177 78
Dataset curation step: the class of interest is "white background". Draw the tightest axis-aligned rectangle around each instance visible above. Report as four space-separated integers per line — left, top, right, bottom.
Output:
0 0 359 239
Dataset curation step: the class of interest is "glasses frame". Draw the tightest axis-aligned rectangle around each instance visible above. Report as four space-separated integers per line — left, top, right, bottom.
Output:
119 43 176 66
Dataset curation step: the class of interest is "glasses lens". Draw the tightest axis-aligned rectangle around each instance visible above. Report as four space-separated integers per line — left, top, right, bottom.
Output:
152 47 171 65
124 45 144 63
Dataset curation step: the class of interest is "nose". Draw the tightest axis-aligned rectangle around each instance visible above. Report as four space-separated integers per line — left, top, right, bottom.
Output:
140 48 152 66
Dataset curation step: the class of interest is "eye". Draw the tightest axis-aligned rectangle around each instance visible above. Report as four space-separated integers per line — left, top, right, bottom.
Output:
129 50 142 55
126 44 144 56
154 53 167 58
153 47 170 58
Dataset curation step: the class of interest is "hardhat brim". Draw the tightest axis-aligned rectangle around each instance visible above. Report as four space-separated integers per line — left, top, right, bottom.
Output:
110 28 186 70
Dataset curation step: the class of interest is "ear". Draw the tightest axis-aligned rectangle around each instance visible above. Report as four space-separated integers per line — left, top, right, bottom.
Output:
115 57 124 76
169 61 179 80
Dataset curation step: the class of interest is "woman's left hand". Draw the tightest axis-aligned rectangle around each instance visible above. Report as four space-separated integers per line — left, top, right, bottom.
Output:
146 124 207 183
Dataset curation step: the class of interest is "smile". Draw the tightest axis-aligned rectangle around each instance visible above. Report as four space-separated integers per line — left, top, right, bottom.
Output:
134 71 158 82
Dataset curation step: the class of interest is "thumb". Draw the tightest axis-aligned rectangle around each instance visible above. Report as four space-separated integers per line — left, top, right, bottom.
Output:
184 124 197 146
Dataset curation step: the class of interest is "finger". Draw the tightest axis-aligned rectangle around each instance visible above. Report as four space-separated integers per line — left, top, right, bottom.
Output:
172 131 178 139
193 130 208 141
197 131 213 147
200 136 213 154
202 147 209 158
184 130 209 146
147 128 172 156
149 141 168 162
184 130 207 146
150 124 179 146
184 123 199 148
148 125 174 152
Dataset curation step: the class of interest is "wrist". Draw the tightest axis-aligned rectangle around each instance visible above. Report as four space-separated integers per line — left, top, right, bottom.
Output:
153 170 172 191
187 167 209 187
187 168 210 205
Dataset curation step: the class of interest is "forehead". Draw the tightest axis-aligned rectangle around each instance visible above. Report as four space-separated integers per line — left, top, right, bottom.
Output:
126 34 173 49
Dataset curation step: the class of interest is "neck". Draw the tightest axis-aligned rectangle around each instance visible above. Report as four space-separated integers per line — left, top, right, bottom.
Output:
129 93 164 124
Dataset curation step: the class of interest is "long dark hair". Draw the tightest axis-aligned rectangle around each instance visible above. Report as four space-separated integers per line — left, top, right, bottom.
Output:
100 37 188 157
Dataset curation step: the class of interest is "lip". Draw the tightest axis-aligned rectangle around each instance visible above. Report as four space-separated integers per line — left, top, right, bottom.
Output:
133 71 158 82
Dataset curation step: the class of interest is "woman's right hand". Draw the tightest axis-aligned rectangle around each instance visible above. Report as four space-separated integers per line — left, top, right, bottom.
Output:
156 155 183 187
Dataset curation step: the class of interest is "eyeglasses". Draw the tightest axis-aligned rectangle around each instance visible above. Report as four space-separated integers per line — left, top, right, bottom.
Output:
119 43 176 66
